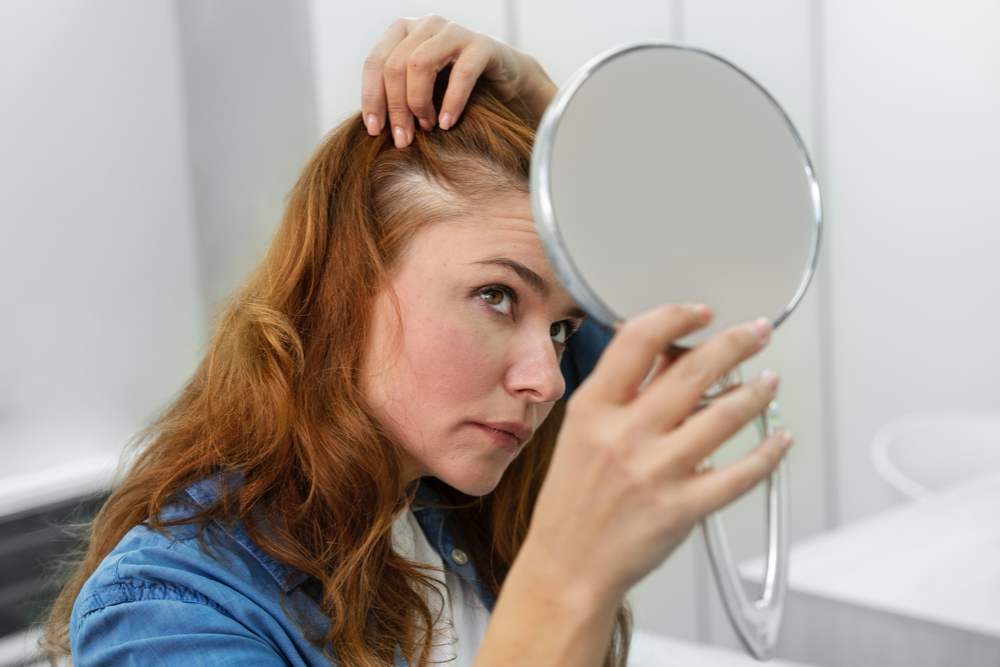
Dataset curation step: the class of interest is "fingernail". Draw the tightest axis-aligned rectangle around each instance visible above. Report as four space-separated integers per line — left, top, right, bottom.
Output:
366 114 379 135
747 316 772 343
758 369 779 390
439 112 452 130
393 126 406 148
691 302 711 321
418 117 432 131
776 431 793 450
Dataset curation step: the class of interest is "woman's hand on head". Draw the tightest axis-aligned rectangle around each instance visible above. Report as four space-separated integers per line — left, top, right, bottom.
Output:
517 304 793 606
362 15 557 148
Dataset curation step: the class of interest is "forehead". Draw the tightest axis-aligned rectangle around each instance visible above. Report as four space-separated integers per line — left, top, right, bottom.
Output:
406 193 547 264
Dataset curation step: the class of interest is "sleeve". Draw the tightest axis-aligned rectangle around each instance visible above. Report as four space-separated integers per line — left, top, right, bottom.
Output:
73 598 288 666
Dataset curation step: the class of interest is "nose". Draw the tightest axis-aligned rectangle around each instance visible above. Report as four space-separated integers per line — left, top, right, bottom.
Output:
505 328 566 404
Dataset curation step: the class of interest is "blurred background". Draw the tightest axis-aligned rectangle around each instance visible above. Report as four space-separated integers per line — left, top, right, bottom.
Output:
1 1 999 665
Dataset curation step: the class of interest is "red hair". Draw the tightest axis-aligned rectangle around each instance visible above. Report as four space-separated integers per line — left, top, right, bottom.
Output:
44 82 631 666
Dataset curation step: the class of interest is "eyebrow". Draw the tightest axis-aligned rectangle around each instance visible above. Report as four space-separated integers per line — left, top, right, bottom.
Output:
474 257 588 320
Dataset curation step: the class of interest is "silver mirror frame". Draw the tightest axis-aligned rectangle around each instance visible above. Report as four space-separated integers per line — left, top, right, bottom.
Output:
530 43 823 660
530 42 823 338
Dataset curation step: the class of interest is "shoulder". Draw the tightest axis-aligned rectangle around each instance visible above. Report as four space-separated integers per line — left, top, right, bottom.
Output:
70 479 323 665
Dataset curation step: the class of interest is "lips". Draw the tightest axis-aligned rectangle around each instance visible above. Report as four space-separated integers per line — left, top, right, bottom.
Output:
476 421 533 446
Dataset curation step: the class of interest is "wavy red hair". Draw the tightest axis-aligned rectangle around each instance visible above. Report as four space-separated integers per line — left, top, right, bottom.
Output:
43 81 631 666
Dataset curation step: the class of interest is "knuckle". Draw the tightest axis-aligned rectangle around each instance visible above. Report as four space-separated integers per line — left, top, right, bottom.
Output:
620 319 661 352
384 96 408 111
450 62 478 81
408 99 431 117
443 21 466 38
653 491 692 527
674 359 714 390
362 54 384 72
713 400 744 433
384 55 408 77
360 90 383 106
731 467 759 496
564 390 590 417
582 413 617 449
407 52 434 73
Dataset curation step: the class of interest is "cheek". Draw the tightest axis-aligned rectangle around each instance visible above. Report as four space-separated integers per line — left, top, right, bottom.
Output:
403 311 503 399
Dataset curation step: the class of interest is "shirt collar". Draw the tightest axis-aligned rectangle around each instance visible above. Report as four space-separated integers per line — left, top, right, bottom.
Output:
181 475 456 594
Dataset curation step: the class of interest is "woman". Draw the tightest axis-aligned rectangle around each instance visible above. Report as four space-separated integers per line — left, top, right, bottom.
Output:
44 17 789 667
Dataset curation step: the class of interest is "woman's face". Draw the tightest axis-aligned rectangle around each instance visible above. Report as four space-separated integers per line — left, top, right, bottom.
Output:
362 192 585 496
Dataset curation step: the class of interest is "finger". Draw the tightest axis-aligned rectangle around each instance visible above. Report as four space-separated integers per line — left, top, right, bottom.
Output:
634 317 772 429
683 431 792 518
361 20 409 136
384 21 443 147
639 350 679 390
654 370 779 477
405 23 472 130
437 37 493 130
578 303 712 406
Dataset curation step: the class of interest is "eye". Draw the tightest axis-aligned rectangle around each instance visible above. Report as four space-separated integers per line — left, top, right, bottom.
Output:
479 286 515 316
478 284 581 345
550 321 579 345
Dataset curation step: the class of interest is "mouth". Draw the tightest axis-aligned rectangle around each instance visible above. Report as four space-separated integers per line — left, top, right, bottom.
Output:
473 421 533 452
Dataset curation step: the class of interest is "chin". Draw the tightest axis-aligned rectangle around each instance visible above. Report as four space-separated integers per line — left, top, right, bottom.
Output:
437 466 506 497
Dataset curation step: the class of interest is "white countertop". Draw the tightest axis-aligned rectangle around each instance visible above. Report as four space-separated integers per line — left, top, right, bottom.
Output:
744 472 1000 638
628 629 815 666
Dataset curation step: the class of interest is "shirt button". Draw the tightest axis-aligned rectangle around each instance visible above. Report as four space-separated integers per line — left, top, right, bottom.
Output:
450 548 469 566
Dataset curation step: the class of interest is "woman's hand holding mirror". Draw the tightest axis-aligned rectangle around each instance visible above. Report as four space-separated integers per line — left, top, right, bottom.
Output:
512 304 793 608
361 15 556 147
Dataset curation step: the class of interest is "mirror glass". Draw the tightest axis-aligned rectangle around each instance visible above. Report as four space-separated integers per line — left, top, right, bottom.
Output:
532 45 821 347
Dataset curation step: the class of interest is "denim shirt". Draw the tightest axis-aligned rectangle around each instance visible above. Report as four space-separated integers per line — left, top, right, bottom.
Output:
70 321 611 666
71 477 492 666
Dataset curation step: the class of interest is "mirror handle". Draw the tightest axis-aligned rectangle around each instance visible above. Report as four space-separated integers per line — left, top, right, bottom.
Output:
700 400 790 660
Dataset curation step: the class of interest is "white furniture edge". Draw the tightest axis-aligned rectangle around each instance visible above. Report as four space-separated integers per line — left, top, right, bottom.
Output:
0 454 120 521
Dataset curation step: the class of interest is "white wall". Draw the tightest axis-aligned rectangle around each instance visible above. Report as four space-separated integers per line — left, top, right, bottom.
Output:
823 0 1000 523
0 1 205 483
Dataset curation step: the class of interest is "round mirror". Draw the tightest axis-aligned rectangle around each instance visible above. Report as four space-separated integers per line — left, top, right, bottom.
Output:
532 44 822 660
532 44 821 348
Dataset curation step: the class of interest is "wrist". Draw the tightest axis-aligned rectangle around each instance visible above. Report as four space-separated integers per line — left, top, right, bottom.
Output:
478 537 621 666
512 528 623 613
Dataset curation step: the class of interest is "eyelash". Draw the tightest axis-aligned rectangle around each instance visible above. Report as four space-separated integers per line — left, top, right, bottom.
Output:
477 284 581 343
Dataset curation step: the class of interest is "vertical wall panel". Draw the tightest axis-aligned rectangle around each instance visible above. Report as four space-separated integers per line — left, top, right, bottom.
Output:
823 0 1000 523
518 0 674 87
0 1 204 482
176 0 319 309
